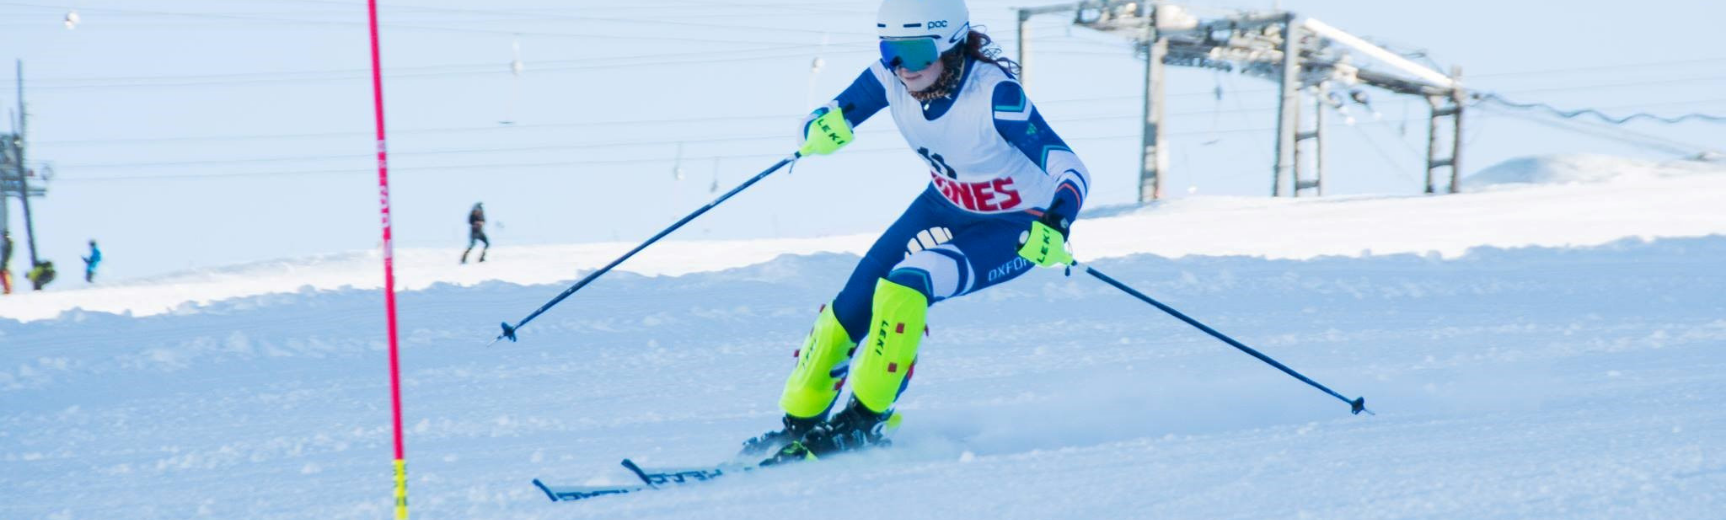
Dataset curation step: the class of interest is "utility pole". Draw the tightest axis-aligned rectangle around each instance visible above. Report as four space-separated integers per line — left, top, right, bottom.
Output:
1312 82 1327 196
1425 96 1442 194
1139 18 1167 202
14 60 37 267
1424 78 1464 195
1270 12 1299 197
1449 66 1465 194
1294 83 1327 197
1016 9 1031 86
1013 4 1082 88
1 120 9 238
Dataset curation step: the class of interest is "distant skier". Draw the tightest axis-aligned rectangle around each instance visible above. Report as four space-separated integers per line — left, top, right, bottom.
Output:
81 240 102 283
1 230 12 295
743 0 1092 462
26 260 55 291
462 202 489 264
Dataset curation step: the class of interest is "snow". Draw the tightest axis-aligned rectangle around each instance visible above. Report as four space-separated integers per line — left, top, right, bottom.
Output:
1465 153 1725 190
0 154 1723 519
2 154 1721 323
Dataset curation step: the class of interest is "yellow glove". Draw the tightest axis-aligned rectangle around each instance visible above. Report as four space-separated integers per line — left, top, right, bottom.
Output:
799 105 853 157
1017 220 1074 268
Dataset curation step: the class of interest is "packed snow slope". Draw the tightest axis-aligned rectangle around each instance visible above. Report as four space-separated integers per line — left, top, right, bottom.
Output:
0 154 1721 323
0 155 1723 519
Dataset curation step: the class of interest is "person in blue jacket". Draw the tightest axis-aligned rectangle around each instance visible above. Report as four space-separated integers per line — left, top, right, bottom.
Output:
81 240 102 283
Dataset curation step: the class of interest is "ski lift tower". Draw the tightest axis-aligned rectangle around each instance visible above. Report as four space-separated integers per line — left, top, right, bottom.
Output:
1016 1 1465 201
1 132 50 257
5 60 51 266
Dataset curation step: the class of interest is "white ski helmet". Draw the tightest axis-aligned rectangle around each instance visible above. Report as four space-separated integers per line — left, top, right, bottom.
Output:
876 0 970 70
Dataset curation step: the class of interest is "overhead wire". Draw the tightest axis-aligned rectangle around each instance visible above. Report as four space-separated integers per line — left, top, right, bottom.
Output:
49 119 1440 183
1468 57 1725 79
1346 123 1425 187
12 28 1123 91
4 16 1712 97
1477 104 1720 156
0 1 854 47
40 94 1718 174
248 0 881 38
8 5 1721 189
1473 91 1725 125
50 104 1302 169
35 91 1282 147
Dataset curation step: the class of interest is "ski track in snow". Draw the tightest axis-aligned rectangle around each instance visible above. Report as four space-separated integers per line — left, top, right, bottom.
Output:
1 236 1722 519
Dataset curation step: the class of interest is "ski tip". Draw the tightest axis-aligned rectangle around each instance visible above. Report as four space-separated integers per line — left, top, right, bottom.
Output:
1350 397 1368 415
531 478 559 502
619 459 654 487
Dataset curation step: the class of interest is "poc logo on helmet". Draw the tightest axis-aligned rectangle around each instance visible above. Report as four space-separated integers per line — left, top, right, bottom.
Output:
927 20 948 29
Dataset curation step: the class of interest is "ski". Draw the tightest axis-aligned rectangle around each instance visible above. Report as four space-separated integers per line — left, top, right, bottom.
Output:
621 458 751 486
531 479 645 502
531 459 752 503
533 435 880 502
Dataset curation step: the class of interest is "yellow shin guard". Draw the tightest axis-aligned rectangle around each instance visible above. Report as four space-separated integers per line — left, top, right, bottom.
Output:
778 305 857 419
851 279 929 414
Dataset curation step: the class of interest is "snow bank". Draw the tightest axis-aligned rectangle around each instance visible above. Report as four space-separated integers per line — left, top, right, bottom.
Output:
0 153 1721 322
1464 153 1724 191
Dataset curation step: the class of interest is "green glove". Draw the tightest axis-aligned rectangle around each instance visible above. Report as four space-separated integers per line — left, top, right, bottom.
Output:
1017 220 1074 268
799 106 853 157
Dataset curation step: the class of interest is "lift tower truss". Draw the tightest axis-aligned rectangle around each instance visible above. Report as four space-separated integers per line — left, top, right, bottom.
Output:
1016 1 1465 201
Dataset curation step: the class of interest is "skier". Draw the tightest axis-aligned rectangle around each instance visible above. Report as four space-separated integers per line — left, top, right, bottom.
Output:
1 230 12 295
461 202 489 264
26 260 55 291
81 240 102 283
744 0 1091 462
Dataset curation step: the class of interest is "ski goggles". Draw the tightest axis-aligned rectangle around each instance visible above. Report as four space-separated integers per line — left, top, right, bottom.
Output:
878 37 942 72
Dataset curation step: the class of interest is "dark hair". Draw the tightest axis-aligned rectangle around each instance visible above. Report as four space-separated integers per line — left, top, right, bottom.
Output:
963 28 1021 78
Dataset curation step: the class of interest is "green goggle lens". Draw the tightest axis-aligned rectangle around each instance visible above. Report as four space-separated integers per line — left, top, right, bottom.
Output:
878 37 940 72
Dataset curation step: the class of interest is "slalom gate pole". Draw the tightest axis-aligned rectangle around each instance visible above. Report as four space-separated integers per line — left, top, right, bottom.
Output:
490 153 802 346
1077 262 1372 416
364 2 410 518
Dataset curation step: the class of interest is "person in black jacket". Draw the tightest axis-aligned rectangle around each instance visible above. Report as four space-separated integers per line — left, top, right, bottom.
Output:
461 202 489 264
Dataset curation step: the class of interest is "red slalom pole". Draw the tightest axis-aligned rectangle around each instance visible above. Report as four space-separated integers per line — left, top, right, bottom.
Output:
364 1 409 518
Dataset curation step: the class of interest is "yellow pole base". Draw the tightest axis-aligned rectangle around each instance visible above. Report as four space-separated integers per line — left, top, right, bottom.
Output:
394 458 409 519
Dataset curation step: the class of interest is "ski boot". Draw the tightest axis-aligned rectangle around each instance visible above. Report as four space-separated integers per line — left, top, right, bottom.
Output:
763 396 900 465
743 303 856 458
737 413 822 460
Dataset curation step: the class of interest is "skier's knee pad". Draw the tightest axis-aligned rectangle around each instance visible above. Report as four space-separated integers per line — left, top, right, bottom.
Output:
851 278 929 414
779 304 856 419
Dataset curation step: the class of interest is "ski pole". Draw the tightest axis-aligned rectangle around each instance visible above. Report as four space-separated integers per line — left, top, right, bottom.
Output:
488 152 802 346
1076 261 1373 416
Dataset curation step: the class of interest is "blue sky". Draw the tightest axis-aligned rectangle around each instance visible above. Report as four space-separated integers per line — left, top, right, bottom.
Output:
0 0 1722 280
